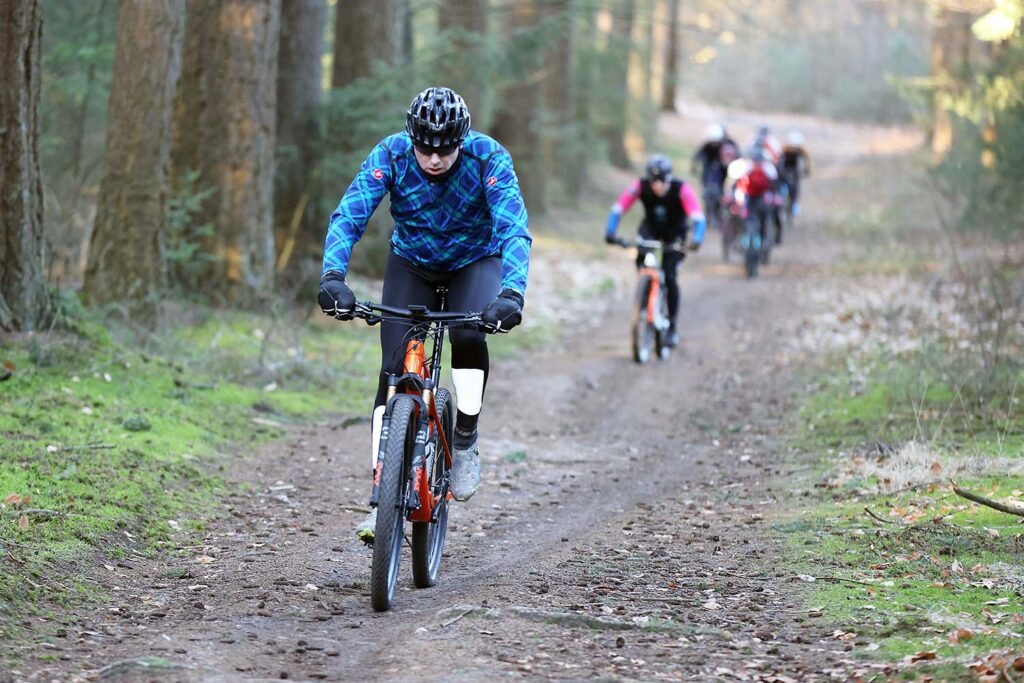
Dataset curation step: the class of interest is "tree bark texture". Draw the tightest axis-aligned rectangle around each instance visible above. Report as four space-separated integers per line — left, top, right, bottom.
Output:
490 1 546 215
332 0 400 87
84 0 184 323
0 0 49 332
605 0 636 169
437 0 489 124
275 0 325 274
660 0 680 112
542 0 579 202
565 0 599 200
173 0 280 303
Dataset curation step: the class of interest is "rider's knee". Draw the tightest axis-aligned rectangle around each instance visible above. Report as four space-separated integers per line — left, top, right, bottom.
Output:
450 328 487 355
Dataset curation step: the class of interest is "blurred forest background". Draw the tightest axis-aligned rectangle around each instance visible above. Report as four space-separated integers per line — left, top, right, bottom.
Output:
1 0 1022 332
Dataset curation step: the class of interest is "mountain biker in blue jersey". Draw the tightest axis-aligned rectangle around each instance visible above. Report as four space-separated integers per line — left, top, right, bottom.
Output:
605 155 706 348
317 87 532 542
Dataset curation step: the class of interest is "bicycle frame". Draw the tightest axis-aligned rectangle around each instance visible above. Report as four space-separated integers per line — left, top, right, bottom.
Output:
356 292 492 526
637 250 662 325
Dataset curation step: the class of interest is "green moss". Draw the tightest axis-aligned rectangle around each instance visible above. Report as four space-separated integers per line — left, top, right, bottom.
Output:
782 347 1024 671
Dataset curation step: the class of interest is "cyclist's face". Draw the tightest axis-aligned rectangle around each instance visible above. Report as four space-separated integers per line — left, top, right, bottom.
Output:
650 178 670 197
413 144 460 176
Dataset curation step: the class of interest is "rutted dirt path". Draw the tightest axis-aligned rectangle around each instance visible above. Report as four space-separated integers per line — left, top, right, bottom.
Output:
16 110 918 683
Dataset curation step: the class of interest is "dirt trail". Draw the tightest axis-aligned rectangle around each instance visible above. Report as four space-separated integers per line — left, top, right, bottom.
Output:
17 110 914 683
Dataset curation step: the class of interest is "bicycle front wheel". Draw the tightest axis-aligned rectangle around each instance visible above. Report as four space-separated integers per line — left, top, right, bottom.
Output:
411 388 453 588
631 276 654 364
370 394 416 612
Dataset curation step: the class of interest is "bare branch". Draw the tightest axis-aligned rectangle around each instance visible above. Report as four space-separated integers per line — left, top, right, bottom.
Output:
951 481 1024 517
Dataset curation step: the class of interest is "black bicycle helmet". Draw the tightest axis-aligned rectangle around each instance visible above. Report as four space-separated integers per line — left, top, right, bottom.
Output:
645 154 673 181
405 86 471 150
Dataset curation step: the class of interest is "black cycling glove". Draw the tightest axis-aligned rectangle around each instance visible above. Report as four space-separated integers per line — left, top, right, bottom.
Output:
482 288 524 331
318 271 355 320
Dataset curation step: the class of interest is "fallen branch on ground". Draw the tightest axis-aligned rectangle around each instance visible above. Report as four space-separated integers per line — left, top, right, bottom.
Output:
864 507 897 526
951 481 1024 518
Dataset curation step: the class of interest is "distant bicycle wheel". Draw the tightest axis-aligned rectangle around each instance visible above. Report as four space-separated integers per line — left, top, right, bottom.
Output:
631 276 654 364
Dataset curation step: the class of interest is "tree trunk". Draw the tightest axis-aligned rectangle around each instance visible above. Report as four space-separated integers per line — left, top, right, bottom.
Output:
929 6 954 156
332 0 400 87
173 0 280 304
437 0 489 125
491 1 546 214
605 0 636 169
566 0 599 200
83 0 184 324
543 0 578 203
660 0 680 112
275 0 325 278
399 0 414 65
0 0 49 332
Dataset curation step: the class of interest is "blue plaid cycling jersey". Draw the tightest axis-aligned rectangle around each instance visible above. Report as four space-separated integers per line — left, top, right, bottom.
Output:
322 130 532 293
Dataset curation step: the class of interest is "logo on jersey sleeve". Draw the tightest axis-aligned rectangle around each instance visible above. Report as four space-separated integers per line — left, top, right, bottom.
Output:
487 176 498 186
372 169 384 180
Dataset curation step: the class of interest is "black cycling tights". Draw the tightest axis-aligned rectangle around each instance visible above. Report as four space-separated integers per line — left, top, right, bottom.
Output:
635 249 685 327
375 250 501 436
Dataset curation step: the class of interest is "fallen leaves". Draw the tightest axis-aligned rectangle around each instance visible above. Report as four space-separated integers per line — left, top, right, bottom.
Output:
907 651 937 664
948 628 973 644
3 493 30 507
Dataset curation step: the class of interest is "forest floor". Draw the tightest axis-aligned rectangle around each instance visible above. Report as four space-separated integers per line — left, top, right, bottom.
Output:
5 104 1023 682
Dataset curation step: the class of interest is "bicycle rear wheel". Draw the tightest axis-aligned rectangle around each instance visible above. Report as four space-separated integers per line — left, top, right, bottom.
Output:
745 247 759 278
631 276 654 364
370 394 416 612
411 389 453 588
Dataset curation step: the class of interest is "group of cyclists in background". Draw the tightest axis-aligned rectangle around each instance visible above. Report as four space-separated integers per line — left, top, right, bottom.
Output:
606 120 813 325
316 87 813 606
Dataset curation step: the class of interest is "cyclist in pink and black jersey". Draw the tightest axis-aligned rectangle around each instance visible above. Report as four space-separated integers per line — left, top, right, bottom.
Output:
604 155 706 347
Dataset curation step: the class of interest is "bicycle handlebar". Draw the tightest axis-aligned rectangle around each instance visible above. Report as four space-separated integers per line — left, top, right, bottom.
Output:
337 301 506 334
611 237 686 252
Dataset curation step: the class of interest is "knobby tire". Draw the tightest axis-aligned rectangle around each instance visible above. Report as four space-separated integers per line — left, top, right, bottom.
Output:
370 395 416 612
631 276 654 364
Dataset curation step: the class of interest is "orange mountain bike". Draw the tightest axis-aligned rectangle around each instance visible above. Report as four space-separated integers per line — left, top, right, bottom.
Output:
349 288 497 612
613 237 684 364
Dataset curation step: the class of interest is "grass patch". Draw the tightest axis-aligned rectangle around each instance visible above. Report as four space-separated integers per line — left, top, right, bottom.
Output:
0 303 389 644
782 347 1024 674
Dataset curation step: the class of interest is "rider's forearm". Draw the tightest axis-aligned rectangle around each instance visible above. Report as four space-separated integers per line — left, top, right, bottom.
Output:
690 217 707 244
499 235 531 294
605 209 622 238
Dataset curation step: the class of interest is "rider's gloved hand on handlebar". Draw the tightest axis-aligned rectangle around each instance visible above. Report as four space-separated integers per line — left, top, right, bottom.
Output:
318 271 356 320
482 289 524 331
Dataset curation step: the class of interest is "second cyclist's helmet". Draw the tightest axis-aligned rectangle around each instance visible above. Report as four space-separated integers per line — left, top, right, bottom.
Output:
406 86 471 150
645 154 673 181
705 123 725 142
